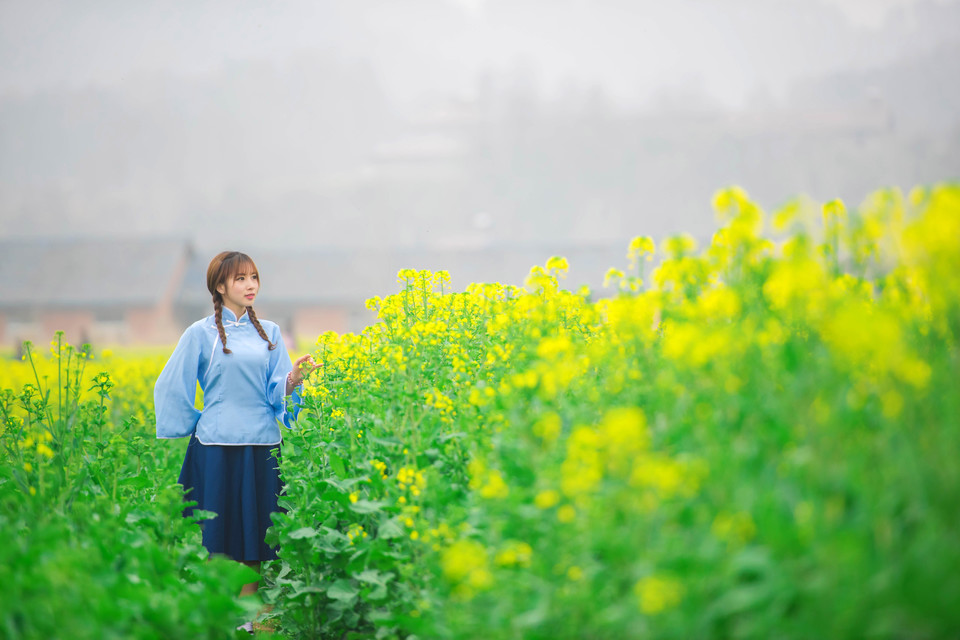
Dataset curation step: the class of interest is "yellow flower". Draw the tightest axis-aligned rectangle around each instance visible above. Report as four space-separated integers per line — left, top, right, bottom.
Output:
534 489 560 509
346 524 366 542
535 335 572 361
822 198 847 225
494 541 533 568
763 255 827 312
532 413 562 443
663 234 698 259
603 267 625 288
772 197 802 231
630 455 685 497
696 286 741 321
441 539 489 583
480 470 509 499
396 268 417 283
545 255 570 275
557 505 577 523
634 575 683 615
599 408 648 458
627 235 655 270
468 459 510 499
468 568 493 589
712 185 750 217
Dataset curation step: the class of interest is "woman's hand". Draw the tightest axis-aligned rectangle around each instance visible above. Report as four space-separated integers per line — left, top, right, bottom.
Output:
287 354 319 393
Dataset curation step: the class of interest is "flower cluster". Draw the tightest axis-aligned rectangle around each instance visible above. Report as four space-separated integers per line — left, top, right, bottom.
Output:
274 184 960 639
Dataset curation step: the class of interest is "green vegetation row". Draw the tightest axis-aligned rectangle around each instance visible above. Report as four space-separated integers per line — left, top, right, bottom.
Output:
0 340 258 639
275 184 960 639
2 184 959 639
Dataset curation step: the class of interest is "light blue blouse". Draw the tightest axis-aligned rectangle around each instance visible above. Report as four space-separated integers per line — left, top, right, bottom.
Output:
154 307 301 446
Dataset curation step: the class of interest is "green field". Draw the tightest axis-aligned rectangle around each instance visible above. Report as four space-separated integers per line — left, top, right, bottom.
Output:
3 184 959 639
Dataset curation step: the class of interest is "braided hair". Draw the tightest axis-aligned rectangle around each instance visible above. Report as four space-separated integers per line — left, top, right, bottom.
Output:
207 251 277 354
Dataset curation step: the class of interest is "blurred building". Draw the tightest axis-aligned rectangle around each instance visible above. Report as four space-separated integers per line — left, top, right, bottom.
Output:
0 237 629 349
0 237 192 347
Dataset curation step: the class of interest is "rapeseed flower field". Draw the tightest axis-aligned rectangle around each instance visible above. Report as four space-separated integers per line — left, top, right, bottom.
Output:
2 184 959 639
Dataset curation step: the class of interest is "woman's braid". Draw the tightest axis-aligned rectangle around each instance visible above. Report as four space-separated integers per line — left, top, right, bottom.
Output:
213 296 232 354
246 306 277 350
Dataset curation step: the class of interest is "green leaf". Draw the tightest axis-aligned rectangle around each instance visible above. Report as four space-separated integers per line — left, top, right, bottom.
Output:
287 527 318 540
291 584 326 598
188 509 218 523
119 475 152 490
354 569 393 586
711 583 773 618
349 500 388 515
321 527 352 545
324 477 366 492
367 583 388 601
327 579 359 602
321 489 348 504
368 436 403 449
328 451 348 479
513 601 549 628
377 517 404 539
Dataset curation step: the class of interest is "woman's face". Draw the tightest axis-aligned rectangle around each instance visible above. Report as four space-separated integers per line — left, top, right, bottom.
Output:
217 264 260 315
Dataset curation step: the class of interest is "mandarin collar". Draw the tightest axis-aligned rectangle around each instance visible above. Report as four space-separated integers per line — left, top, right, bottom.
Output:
222 307 248 326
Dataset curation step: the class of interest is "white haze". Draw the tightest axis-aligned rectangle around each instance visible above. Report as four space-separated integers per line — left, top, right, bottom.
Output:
1 0 958 254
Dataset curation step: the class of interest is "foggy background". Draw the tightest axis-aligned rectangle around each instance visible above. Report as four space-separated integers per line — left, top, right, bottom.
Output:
2 0 959 292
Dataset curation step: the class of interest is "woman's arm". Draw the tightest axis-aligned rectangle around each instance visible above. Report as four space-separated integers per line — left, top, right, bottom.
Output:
154 325 203 439
286 354 318 395
266 326 317 427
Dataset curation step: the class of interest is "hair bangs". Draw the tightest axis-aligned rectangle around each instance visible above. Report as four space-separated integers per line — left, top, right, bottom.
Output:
207 251 260 296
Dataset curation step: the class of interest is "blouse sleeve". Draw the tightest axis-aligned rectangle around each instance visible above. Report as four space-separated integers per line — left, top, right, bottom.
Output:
267 326 302 428
154 325 203 439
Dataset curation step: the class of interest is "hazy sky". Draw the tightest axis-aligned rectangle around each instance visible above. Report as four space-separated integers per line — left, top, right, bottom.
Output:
794 0 953 25
1 0 957 106
449 0 951 26
2 0 957 249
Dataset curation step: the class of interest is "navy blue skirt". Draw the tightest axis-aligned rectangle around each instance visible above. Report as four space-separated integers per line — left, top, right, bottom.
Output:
178 435 284 563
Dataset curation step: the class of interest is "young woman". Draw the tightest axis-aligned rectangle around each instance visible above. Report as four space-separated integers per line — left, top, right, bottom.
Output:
154 251 315 631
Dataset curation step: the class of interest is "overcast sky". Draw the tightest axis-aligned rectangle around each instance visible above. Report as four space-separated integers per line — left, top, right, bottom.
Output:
1 0 957 250
1 0 957 106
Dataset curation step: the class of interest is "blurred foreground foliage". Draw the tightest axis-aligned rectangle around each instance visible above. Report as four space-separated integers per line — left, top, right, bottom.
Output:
274 184 960 639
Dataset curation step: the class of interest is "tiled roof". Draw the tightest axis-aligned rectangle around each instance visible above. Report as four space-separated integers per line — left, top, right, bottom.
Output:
0 237 191 309
179 242 630 307
0 237 634 312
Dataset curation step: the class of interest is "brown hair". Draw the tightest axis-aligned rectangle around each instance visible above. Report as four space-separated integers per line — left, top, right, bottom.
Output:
206 251 276 354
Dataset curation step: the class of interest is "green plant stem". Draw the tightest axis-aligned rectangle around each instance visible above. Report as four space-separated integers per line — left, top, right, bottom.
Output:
57 333 63 431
